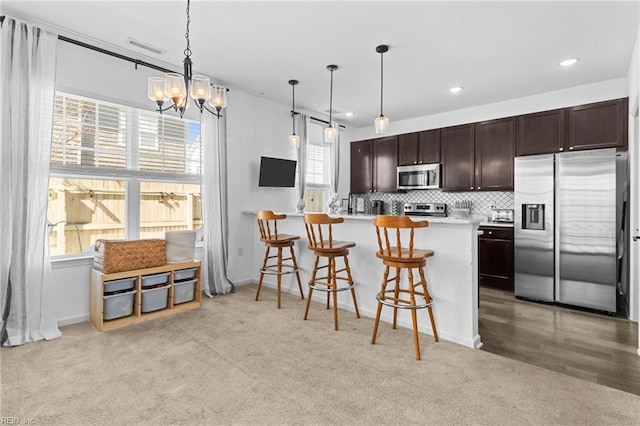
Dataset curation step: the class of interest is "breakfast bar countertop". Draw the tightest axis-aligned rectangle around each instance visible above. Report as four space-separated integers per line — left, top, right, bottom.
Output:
245 210 486 225
244 210 482 349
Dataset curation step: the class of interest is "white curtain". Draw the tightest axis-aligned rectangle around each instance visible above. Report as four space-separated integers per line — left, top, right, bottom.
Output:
296 113 309 212
201 107 234 296
0 17 61 346
326 124 341 214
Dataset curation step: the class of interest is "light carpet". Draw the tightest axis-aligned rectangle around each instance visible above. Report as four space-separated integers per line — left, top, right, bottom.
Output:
1 284 639 425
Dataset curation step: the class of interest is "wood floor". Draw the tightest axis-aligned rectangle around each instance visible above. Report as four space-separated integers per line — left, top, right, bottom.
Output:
479 287 640 396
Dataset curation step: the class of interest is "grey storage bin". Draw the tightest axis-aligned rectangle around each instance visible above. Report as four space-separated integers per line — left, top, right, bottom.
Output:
141 284 169 313
174 279 196 304
103 289 136 320
103 277 136 294
174 268 197 282
141 272 170 288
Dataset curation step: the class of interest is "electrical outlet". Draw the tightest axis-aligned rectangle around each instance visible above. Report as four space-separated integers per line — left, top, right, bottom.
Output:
238 247 244 256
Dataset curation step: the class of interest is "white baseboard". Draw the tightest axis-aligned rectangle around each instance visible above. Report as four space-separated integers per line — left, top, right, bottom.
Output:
57 314 89 327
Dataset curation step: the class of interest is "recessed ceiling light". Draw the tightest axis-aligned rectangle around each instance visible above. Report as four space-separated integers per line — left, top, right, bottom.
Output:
449 86 463 94
345 112 355 117
560 58 579 67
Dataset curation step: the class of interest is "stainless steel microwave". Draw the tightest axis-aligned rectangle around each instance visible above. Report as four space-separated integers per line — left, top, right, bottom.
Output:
397 163 441 190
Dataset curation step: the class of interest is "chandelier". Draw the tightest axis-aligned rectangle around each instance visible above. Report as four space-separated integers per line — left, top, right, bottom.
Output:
146 0 227 118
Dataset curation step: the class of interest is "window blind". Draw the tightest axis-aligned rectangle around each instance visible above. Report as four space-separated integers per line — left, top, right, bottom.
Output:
51 93 200 175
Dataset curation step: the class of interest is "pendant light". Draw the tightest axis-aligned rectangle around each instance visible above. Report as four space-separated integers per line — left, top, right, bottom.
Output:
324 65 338 143
288 79 300 148
374 44 390 134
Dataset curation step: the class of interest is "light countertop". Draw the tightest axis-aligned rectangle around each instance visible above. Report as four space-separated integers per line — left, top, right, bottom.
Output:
479 221 514 228
242 210 485 226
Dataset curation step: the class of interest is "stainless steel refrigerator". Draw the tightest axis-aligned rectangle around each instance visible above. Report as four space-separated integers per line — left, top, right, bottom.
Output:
514 148 628 314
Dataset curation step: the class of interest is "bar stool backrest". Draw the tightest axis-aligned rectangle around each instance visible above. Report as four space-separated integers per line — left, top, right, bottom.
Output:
304 213 344 249
373 215 429 258
256 210 287 241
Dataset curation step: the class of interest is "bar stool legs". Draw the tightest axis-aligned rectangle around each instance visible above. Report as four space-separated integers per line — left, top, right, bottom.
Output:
303 253 360 331
371 264 438 361
255 244 304 309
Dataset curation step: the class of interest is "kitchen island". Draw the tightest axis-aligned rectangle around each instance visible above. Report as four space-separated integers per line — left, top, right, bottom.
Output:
245 212 483 349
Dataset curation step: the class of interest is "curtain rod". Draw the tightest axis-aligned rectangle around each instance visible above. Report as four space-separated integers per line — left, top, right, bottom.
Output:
310 116 346 129
58 35 175 74
2 15 344 128
62 34 343 127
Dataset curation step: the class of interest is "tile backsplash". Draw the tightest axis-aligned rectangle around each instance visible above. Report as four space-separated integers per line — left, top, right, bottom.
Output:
353 190 514 218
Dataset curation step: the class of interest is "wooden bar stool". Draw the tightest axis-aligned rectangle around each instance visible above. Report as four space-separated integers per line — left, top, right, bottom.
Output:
255 211 304 308
371 215 438 360
303 213 360 331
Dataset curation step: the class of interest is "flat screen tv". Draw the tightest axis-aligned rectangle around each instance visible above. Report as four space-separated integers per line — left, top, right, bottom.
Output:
258 156 297 187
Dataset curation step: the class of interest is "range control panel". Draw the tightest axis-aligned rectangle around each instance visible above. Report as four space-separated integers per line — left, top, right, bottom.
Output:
403 203 447 217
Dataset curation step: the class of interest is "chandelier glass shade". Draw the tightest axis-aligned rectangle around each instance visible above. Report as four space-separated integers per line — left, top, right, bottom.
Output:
146 0 226 118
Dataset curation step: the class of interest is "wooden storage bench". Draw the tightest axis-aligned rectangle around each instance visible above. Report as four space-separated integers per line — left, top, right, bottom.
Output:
90 261 202 332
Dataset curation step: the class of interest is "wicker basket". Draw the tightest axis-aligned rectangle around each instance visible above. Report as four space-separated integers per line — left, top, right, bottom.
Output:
94 239 166 274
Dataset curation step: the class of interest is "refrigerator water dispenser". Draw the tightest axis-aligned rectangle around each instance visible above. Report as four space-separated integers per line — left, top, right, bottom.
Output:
522 204 545 230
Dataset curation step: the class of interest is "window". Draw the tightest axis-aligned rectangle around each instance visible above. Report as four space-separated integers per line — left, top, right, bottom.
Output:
301 120 331 212
48 93 201 256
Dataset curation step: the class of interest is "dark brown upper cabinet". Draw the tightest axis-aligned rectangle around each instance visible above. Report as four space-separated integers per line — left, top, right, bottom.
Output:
516 98 628 156
373 136 399 192
350 139 373 194
441 124 475 191
516 109 565 156
475 117 515 191
398 129 440 166
568 98 628 151
350 136 398 194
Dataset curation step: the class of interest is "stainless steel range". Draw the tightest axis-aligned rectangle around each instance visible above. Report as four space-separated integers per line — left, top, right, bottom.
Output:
403 202 447 217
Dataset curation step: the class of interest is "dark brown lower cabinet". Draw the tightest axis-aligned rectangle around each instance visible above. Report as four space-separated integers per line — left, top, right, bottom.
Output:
478 226 514 292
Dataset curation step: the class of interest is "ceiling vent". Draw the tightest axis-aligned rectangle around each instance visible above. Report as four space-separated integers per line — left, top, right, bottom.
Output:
126 38 165 56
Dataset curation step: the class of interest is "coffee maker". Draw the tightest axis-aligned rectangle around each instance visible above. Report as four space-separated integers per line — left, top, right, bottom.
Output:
370 200 385 215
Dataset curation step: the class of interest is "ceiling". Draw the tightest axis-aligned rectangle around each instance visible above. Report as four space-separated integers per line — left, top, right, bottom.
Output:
2 1 639 128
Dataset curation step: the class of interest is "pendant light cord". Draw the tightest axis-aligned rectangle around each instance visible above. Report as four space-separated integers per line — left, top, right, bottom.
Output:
291 83 296 133
329 68 334 125
380 51 384 116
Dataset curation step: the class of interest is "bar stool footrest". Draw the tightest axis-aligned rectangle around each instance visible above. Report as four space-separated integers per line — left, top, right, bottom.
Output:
309 282 355 292
261 264 299 275
376 290 433 309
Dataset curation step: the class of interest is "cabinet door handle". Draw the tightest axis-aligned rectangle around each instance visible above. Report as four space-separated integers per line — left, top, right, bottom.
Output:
478 186 481 190
569 146 574 150
419 161 423 164
488 231 492 235
471 186 474 190
633 236 640 241
559 147 564 151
